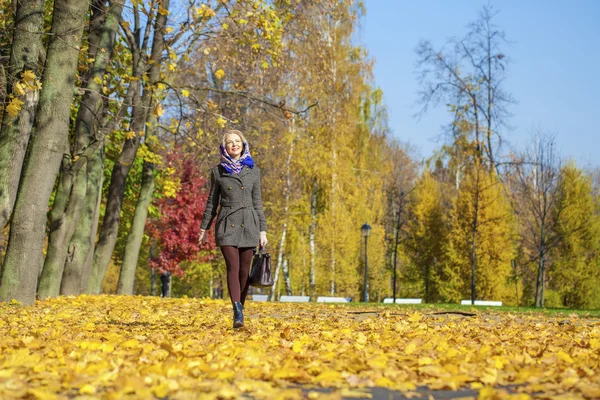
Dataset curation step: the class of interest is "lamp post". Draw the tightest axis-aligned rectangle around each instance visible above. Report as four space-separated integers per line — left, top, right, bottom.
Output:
361 223 371 302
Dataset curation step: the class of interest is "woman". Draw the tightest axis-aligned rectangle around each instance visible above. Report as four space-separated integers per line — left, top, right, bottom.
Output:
198 130 268 328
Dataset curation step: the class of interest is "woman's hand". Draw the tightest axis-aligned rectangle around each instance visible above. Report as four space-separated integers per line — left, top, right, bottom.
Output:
259 231 268 249
198 229 207 245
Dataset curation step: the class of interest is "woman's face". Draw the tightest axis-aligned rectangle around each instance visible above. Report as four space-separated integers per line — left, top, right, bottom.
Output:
225 133 243 160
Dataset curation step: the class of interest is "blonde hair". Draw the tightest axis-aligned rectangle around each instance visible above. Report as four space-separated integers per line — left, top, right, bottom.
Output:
221 129 248 147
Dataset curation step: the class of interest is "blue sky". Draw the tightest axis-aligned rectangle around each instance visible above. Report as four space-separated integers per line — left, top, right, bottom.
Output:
360 0 600 168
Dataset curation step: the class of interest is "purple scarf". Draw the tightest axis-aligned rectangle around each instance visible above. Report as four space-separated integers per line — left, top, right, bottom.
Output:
220 142 254 174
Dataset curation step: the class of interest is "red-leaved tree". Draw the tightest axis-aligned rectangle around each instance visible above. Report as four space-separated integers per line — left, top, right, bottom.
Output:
146 154 216 276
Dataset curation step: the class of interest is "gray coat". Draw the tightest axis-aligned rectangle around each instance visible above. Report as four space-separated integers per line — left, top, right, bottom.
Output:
200 165 267 248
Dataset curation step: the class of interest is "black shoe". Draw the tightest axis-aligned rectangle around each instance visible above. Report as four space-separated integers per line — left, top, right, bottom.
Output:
233 302 244 328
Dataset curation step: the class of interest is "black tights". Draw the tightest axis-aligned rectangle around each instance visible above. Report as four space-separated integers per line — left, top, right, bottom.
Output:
220 246 254 304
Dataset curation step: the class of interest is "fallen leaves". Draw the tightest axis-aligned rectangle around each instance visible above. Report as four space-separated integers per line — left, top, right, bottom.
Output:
0 295 598 399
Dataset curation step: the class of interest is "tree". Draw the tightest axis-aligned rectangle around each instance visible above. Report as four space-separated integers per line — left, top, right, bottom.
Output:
510 131 564 307
0 0 92 305
402 172 448 302
415 4 514 168
38 0 125 299
548 163 600 309
146 154 217 278
442 167 515 304
0 0 45 229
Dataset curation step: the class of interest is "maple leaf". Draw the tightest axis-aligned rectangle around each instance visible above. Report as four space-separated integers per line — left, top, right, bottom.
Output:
6 97 24 117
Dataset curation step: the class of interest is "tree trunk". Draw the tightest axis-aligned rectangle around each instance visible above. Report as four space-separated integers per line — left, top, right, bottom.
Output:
37 0 124 298
470 162 481 303
535 232 545 307
0 0 91 305
282 258 292 296
88 93 143 293
0 0 45 229
309 179 317 297
63 146 105 295
269 120 297 300
270 224 286 301
37 165 88 298
116 9 166 293
117 160 154 294
90 0 169 293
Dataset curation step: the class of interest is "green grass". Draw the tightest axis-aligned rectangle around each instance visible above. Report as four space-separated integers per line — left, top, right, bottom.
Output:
340 301 600 318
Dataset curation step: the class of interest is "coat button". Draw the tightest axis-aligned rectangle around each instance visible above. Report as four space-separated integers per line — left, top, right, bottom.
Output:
228 186 232 190
241 186 245 190
231 224 235 227
241 224 244 227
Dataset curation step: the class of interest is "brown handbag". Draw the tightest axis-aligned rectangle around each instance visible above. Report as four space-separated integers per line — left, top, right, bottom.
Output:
249 249 274 287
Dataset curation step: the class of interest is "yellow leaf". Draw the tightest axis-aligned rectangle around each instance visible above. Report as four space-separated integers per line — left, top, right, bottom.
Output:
27 389 58 400
478 386 497 400
125 131 136 140
13 82 26 96
158 7 169 16
152 382 171 398
21 70 36 83
272 368 306 380
215 69 225 79
6 97 24 117
340 389 372 398
181 89 190 97
355 332 367 345
154 103 165 117
404 342 417 355
366 354 388 369
313 369 342 383
121 338 140 348
216 117 227 128
557 350 574 363
79 384 96 395
408 312 423 323
374 376 395 387
292 341 305 353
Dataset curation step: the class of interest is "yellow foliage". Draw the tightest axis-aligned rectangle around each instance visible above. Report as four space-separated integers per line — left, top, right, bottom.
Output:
154 103 165 117
216 116 227 128
0 296 598 399
5 97 23 118
157 167 180 198
5 70 42 118
442 169 516 304
214 69 225 79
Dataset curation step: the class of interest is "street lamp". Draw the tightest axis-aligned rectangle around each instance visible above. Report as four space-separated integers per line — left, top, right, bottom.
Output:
361 223 371 302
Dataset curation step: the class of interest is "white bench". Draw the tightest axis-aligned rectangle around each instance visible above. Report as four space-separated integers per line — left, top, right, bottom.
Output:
251 294 268 302
460 300 502 306
279 295 310 302
383 298 422 304
316 296 351 303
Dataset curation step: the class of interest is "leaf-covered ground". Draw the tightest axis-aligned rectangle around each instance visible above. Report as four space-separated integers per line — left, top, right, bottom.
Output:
0 296 599 399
